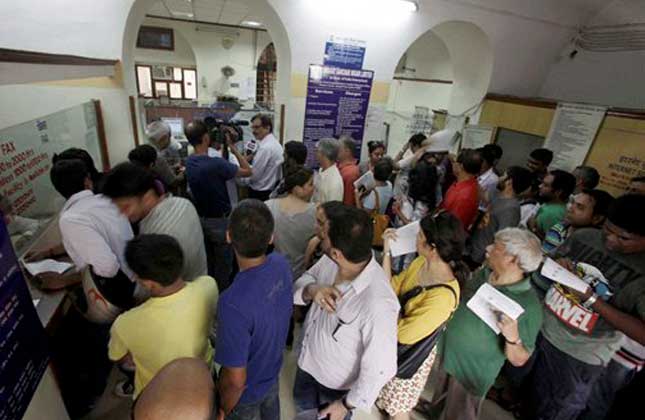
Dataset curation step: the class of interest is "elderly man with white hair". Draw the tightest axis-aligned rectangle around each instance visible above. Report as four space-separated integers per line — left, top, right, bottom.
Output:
431 227 544 420
145 121 183 188
314 138 344 204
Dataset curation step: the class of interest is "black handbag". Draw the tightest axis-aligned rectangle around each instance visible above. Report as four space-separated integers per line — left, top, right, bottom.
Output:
396 283 458 379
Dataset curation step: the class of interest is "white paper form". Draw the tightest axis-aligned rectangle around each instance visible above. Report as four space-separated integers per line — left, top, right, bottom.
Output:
466 283 525 334
389 221 420 257
353 170 375 190
23 259 73 276
540 258 589 293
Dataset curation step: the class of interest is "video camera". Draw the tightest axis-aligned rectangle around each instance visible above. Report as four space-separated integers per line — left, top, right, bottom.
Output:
204 116 249 144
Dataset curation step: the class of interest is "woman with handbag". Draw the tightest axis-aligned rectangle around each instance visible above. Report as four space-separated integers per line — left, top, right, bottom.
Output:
375 211 469 420
355 158 395 247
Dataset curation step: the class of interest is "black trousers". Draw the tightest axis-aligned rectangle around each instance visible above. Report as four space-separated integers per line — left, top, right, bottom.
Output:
248 188 272 202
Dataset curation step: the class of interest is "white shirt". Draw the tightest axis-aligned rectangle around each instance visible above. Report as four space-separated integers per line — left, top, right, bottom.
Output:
294 255 400 411
314 165 344 204
59 190 134 279
477 168 499 211
241 133 284 191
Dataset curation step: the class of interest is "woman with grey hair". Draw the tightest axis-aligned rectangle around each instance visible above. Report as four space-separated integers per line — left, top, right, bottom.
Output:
431 227 544 420
313 138 344 203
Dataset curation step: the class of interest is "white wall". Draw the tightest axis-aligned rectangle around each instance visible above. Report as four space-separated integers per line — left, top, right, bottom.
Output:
540 49 645 108
137 17 272 103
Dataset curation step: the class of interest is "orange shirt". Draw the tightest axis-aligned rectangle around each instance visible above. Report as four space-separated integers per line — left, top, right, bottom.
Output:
337 160 360 206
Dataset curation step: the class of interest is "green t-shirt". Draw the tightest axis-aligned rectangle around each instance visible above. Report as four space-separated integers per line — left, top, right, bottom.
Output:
541 228 645 366
439 268 543 397
536 203 566 235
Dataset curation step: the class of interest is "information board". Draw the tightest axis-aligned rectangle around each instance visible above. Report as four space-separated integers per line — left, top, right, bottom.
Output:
303 65 374 167
0 101 107 219
544 103 607 172
323 36 366 70
0 218 49 420
461 125 495 150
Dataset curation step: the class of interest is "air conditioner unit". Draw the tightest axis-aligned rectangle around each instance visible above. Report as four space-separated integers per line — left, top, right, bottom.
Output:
152 65 173 80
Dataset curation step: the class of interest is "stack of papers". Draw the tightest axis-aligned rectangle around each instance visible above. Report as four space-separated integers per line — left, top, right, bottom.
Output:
467 283 525 334
540 258 589 293
389 221 420 257
23 259 73 276
353 171 375 190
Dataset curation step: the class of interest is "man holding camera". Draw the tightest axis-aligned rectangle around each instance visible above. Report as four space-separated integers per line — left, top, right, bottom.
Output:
185 120 252 218
241 114 284 201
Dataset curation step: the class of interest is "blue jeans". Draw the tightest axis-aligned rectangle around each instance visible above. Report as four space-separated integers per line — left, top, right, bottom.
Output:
293 368 352 420
528 335 605 420
579 359 637 420
226 382 280 420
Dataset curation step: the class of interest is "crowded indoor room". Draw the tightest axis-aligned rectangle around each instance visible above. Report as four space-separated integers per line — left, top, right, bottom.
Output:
0 1 644 420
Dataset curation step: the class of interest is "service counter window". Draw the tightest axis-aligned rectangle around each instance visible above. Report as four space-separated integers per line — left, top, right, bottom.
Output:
136 64 198 100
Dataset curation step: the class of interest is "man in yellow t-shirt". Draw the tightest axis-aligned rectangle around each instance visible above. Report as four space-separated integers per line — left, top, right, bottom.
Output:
108 234 218 398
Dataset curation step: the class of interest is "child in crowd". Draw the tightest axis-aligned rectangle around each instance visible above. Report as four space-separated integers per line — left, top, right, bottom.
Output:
108 234 218 399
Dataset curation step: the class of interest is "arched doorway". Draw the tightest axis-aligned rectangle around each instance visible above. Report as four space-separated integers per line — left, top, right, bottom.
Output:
122 0 292 139
384 21 493 153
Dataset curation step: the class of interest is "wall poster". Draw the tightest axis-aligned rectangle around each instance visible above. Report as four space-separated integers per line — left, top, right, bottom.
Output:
0 218 49 419
544 102 607 172
303 65 374 167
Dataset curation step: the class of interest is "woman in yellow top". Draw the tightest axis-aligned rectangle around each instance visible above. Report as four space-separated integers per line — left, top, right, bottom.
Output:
376 211 469 420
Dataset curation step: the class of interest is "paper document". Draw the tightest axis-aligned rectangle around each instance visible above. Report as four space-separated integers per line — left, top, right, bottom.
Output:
540 258 589 293
23 259 73 276
389 221 420 257
466 283 525 334
353 171 375 190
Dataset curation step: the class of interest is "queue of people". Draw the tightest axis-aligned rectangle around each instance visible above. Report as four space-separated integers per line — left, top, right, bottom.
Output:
35 118 644 420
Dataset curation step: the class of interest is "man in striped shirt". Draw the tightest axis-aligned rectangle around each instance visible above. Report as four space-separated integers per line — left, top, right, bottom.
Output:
542 189 614 255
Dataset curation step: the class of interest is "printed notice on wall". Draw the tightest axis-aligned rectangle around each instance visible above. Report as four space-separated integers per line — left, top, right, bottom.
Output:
0 218 49 420
462 125 495 150
323 35 366 70
303 65 374 167
544 103 607 172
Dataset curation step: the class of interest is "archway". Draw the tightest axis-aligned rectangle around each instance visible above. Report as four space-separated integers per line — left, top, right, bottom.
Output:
122 0 292 137
384 21 493 153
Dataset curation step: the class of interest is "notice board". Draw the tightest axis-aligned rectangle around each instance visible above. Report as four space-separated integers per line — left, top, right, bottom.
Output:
303 65 374 167
0 101 108 218
0 218 49 419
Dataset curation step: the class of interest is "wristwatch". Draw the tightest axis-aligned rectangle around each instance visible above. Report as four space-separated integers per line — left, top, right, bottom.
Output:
582 293 599 309
505 337 522 346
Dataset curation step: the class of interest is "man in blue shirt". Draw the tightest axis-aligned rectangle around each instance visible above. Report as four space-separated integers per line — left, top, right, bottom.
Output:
185 120 252 218
215 199 293 420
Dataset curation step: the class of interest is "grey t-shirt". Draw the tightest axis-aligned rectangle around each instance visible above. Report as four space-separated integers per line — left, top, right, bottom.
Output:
265 199 316 280
140 196 208 282
541 228 645 366
469 197 520 263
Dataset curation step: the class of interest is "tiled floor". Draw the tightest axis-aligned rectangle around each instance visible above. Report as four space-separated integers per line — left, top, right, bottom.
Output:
84 348 516 420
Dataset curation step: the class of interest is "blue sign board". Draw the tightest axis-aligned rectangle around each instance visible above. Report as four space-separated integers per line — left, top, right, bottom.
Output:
303 65 374 167
0 218 49 420
324 41 366 70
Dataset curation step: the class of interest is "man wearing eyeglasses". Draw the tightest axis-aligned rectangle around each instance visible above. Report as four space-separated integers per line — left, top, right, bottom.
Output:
239 114 284 201
529 194 645 420
293 205 400 420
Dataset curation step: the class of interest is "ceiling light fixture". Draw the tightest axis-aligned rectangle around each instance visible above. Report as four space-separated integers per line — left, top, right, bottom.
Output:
241 20 262 27
398 0 418 12
171 11 194 18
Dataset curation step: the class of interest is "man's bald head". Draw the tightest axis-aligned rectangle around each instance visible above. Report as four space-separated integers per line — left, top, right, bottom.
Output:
133 358 214 420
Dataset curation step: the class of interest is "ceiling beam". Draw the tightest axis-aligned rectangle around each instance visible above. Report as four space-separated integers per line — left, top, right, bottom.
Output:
146 14 268 32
